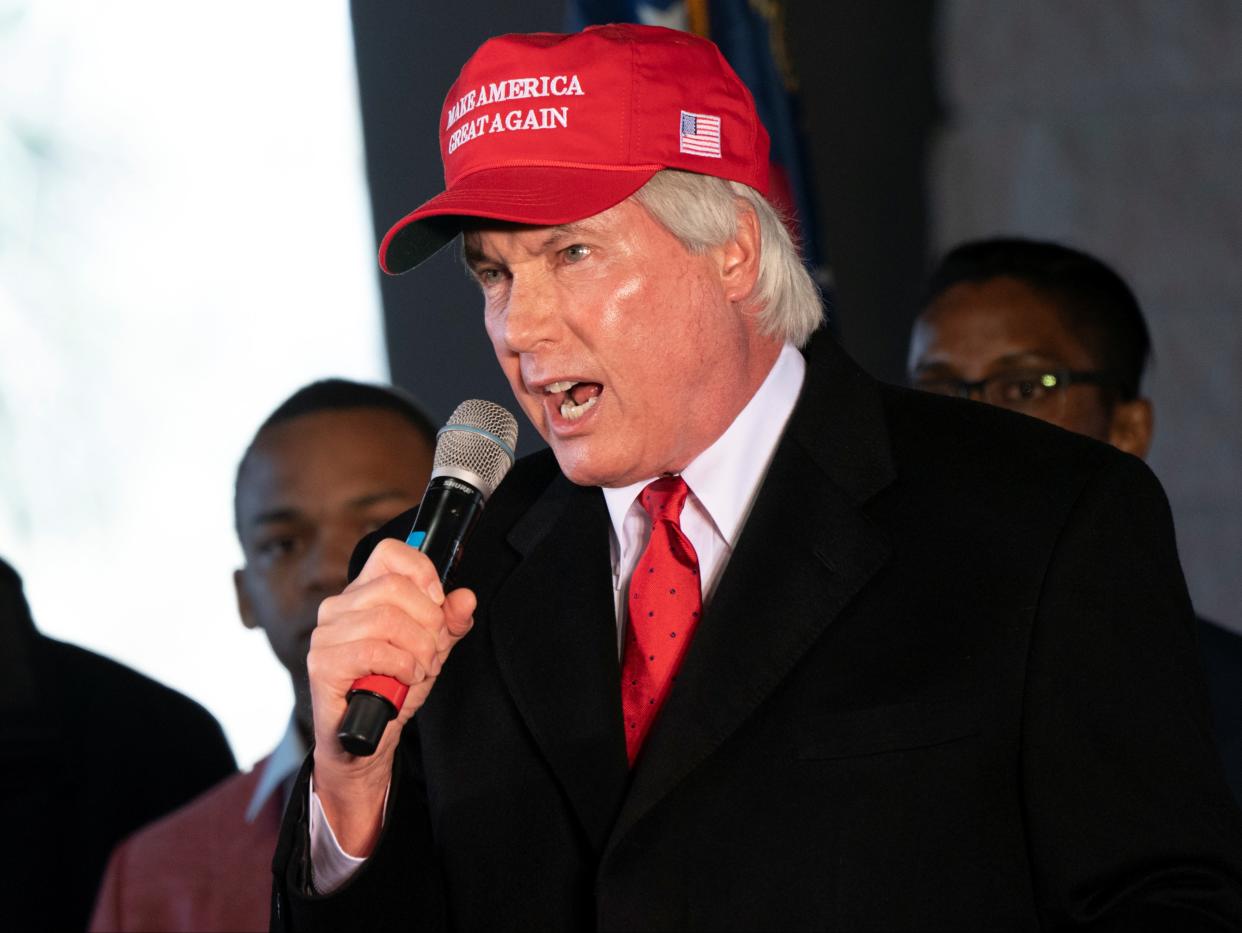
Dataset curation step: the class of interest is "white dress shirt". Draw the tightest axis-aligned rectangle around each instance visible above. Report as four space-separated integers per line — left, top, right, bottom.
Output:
309 342 807 893
601 341 807 655
246 714 307 823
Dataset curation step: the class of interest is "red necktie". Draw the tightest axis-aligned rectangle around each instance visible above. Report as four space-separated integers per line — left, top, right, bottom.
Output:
621 475 703 765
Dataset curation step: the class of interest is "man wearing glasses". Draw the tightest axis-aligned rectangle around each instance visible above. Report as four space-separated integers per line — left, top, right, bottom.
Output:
908 238 1153 458
908 236 1242 805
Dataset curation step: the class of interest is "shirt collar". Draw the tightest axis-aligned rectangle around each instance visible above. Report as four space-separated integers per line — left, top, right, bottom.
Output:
244 714 307 823
601 342 806 543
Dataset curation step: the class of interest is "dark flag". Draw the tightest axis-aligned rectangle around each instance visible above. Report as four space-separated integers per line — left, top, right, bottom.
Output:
567 0 826 283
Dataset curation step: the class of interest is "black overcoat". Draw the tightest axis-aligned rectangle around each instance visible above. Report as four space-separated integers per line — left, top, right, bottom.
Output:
273 336 1242 931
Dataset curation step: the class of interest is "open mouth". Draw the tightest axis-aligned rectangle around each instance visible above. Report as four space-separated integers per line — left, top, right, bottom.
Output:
544 380 604 421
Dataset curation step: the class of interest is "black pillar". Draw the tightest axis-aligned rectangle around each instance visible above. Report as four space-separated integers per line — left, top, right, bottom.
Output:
351 1 563 454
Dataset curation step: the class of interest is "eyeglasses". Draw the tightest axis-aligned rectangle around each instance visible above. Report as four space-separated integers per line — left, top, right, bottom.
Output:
911 369 1115 417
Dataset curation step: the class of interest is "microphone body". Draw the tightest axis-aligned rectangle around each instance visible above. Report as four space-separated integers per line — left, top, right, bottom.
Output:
337 400 517 757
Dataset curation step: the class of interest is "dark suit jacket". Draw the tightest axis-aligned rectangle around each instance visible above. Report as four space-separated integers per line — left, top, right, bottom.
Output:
273 336 1242 931
1199 617 1242 808
0 558 237 931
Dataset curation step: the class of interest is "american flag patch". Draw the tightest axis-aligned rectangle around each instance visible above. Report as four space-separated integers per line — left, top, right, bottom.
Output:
679 111 722 158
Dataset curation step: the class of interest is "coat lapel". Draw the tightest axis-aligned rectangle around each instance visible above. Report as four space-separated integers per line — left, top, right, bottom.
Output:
605 335 897 856
489 475 630 854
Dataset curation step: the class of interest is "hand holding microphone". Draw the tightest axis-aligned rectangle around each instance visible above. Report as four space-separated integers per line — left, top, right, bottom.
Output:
306 400 517 854
337 398 519 755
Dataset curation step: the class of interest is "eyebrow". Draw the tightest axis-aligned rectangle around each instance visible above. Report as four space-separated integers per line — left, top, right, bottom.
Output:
462 241 493 268
537 223 588 249
463 222 591 268
249 507 304 529
990 350 1067 368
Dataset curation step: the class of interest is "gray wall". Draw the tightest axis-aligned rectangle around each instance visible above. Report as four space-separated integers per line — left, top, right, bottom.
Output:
933 0 1242 632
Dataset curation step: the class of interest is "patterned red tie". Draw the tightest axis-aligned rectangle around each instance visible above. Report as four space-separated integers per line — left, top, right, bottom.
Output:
621 475 703 765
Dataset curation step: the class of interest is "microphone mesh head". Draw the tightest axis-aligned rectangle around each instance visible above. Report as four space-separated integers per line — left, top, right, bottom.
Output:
433 399 519 499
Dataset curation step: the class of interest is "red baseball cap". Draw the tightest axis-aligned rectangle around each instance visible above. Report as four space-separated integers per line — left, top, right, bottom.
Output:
379 23 771 274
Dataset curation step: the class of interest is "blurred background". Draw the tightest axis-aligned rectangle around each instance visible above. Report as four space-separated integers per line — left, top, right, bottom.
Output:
2 0 1238 767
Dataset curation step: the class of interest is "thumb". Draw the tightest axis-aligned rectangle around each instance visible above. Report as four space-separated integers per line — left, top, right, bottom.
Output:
443 587 477 640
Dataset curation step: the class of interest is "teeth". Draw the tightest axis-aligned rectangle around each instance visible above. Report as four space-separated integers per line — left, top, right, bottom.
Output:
545 380 575 393
560 395 597 420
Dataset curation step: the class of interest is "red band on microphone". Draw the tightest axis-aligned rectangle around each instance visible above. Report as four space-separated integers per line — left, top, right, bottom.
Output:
349 674 409 710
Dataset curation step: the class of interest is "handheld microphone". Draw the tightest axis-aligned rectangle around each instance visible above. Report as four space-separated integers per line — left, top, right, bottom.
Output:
337 399 519 756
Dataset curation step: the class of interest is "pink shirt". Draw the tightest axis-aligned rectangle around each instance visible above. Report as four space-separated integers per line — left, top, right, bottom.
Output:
91 721 305 932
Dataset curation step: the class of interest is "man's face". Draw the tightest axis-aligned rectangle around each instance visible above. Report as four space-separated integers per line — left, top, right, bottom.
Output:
909 276 1134 445
234 408 430 731
467 197 772 488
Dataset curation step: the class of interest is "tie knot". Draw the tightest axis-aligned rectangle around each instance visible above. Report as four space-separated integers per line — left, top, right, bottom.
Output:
639 475 690 524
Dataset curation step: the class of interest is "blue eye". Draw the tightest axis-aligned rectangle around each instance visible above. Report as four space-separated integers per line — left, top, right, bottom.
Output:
563 244 590 263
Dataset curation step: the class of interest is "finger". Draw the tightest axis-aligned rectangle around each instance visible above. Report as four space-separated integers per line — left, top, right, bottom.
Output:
350 537 446 604
425 589 476 677
319 571 443 633
397 674 437 719
309 637 428 694
316 605 442 670
442 588 477 641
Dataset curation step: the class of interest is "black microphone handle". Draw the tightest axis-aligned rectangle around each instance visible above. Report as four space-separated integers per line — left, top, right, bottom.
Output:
337 476 486 756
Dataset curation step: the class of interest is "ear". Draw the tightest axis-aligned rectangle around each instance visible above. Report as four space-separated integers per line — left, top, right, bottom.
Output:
234 568 259 630
1108 397 1153 459
718 200 761 307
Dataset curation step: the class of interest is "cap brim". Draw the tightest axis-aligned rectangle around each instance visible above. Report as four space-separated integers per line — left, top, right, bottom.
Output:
378 165 661 274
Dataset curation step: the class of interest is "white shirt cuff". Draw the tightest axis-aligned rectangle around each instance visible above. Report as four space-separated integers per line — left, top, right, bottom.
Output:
307 773 388 894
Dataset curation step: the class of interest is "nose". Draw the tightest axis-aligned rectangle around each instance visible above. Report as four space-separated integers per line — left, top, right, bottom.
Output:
498 267 560 353
304 527 353 597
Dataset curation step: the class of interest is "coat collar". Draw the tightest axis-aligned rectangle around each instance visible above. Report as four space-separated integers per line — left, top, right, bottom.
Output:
489 474 630 855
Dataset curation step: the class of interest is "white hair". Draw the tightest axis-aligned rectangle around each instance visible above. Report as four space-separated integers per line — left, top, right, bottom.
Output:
632 169 824 347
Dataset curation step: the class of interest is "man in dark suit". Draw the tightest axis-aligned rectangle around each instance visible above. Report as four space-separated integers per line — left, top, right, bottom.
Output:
273 25 1242 930
0 556 236 930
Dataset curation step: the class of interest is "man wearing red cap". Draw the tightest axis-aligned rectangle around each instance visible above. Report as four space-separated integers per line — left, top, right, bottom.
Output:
272 25 1242 930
